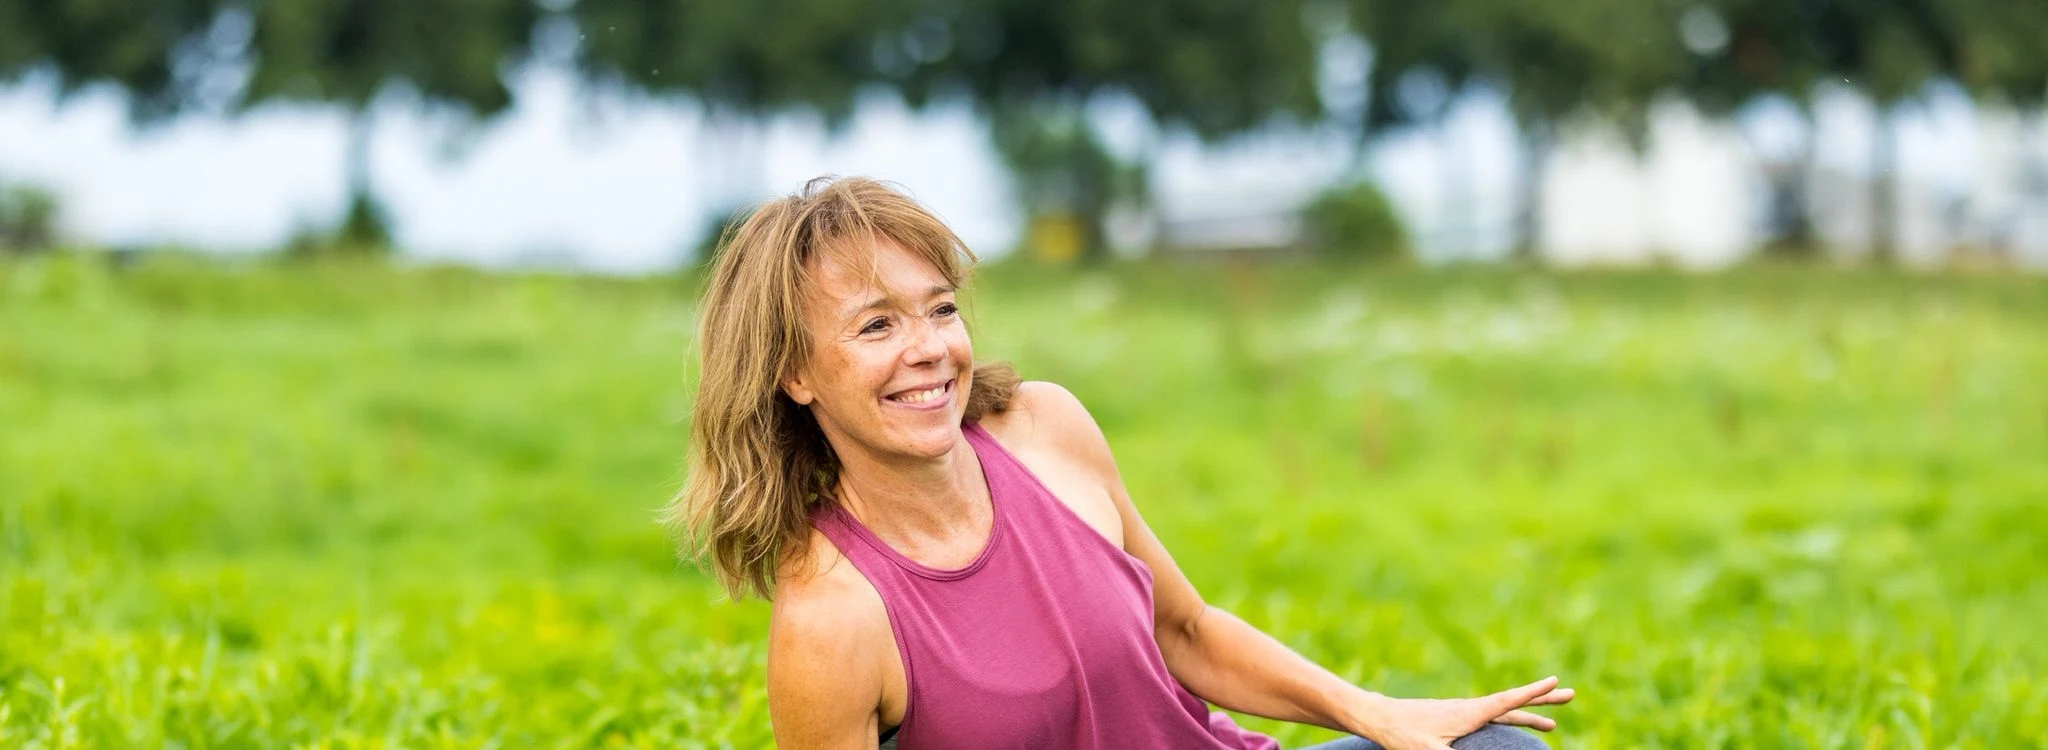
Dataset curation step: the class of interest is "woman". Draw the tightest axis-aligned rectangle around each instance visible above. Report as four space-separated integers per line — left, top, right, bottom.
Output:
677 177 1574 749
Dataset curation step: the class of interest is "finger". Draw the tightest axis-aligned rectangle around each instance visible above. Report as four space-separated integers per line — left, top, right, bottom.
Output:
1521 687 1575 707
1490 709 1558 732
1492 676 1559 710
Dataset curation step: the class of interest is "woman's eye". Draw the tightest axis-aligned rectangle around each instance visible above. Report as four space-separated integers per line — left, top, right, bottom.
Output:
934 303 958 317
861 318 889 334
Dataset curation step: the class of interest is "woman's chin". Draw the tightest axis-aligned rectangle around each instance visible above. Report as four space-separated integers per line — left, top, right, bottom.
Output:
894 426 963 459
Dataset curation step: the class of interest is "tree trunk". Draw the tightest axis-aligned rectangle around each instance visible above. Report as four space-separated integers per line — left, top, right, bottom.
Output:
1072 115 1118 264
1763 115 1819 259
1075 168 1110 264
1784 134 1818 250
1870 103 1897 264
1512 121 1553 263
2021 106 2048 266
347 108 372 203
338 107 390 251
1129 122 1161 259
1438 119 1464 261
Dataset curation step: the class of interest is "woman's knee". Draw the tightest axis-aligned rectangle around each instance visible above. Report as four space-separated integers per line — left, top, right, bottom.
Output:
1295 725 1551 750
1450 724 1551 750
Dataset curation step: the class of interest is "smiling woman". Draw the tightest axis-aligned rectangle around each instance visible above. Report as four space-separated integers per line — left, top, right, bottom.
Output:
676 176 1573 749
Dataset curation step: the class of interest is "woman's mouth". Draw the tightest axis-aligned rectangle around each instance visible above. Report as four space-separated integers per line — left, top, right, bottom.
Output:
884 379 954 410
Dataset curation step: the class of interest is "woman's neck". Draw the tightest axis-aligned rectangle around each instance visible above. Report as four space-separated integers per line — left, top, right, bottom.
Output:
833 434 990 555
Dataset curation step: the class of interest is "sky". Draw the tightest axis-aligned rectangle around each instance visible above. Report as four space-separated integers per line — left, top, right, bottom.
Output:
0 62 2008 273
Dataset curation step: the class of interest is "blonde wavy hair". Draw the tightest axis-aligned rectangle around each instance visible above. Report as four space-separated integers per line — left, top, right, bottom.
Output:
675 176 1020 600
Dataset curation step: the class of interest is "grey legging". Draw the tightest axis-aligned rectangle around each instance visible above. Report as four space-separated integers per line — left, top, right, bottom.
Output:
1297 724 1551 749
874 724 1547 749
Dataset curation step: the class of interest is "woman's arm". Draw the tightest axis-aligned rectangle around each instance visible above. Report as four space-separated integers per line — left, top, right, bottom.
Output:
765 548 894 749
1014 382 1378 729
1015 382 1569 746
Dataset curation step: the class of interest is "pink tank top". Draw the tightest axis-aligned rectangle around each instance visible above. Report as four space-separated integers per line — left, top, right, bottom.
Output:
810 421 1278 749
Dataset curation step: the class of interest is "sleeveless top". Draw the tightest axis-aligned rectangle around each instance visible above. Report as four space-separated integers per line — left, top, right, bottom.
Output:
810 421 1278 750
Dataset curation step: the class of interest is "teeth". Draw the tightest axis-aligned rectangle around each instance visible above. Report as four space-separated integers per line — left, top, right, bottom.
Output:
893 383 946 404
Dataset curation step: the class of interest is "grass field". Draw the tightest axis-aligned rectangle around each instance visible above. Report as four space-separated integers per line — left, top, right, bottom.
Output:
3 254 2045 748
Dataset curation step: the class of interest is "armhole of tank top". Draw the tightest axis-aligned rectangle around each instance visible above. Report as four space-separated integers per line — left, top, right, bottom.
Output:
837 530 919 740
880 589 918 741
967 421 1150 580
810 510 922 740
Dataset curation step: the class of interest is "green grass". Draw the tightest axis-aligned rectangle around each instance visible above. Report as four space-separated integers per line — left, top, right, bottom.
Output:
3 254 2044 748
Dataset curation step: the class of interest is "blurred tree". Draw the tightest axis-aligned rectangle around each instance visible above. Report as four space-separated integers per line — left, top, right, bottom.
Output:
0 2 38 84
988 102 1146 261
1347 0 1677 262
940 0 1323 136
1349 0 2000 265
0 182 60 254
573 0 901 122
1301 177 1407 262
1804 0 1956 263
572 0 908 243
1945 0 2048 108
1688 0 1957 262
1683 0 1833 258
1944 0 2048 263
958 0 1322 261
573 0 1322 262
1335 1 1469 258
0 0 218 257
229 0 541 253
0 0 221 121
5 0 2029 267
1488 0 1677 261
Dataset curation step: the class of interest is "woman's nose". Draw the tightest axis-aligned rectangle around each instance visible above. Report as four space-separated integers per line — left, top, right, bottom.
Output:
903 318 946 364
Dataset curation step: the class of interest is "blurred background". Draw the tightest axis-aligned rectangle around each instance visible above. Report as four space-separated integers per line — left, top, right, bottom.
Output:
3 1 2047 748
2 0 2046 268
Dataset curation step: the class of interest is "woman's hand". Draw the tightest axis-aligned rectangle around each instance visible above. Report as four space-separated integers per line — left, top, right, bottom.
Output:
1347 676 1576 750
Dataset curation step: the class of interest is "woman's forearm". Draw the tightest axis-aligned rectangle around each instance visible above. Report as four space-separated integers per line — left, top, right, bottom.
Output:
1158 605 1390 735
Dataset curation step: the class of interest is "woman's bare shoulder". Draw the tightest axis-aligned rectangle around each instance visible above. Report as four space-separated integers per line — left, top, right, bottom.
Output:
767 529 896 742
771 528 888 638
978 380 1118 477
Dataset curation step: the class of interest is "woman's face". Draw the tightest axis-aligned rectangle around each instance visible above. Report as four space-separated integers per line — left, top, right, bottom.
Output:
783 237 973 463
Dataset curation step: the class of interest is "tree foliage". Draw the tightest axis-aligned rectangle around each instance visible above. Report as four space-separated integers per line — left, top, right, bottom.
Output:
0 0 219 121
574 0 1320 135
1941 0 2048 107
0 0 2041 261
233 0 537 113
1301 177 1407 262
573 0 1322 260
955 0 1322 259
0 181 59 254
228 0 541 252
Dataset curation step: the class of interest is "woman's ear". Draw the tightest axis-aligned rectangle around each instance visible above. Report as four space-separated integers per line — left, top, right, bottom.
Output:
782 369 816 406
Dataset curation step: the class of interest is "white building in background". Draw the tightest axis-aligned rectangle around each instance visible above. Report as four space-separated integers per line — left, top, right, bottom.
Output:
1519 93 2048 270
2 67 2044 271
1971 108 2048 268
1149 87 2048 271
1539 100 1758 268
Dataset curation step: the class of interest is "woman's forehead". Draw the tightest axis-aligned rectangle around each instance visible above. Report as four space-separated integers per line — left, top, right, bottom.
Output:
807 237 952 308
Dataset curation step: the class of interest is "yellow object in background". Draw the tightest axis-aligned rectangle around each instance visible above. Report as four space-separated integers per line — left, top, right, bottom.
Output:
1024 212 1084 263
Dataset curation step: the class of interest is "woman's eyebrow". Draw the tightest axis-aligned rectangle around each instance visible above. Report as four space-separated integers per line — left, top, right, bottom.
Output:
842 285 955 318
